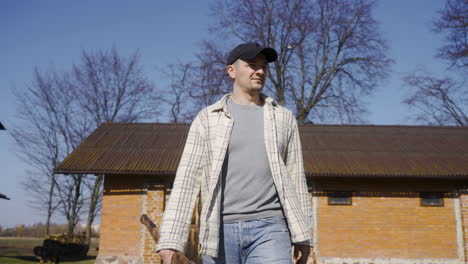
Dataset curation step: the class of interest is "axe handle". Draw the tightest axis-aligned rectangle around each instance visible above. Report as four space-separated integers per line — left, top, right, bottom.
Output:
171 251 196 264
140 214 196 264
140 214 160 243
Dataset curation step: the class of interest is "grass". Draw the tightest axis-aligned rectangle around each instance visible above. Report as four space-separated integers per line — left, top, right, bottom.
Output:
0 237 98 264
0 257 95 264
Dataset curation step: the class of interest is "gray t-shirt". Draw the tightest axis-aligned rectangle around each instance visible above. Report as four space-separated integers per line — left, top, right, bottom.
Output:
221 98 282 223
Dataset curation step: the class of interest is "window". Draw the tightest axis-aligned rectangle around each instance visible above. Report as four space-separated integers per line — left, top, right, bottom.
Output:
420 192 444 207
328 191 352 205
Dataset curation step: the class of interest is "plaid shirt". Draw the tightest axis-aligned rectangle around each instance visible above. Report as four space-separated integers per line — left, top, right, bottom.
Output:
156 94 312 257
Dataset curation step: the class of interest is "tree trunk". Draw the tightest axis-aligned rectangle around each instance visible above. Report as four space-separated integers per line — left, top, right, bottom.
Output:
67 175 82 240
296 111 308 125
85 175 103 246
45 174 56 236
45 213 51 236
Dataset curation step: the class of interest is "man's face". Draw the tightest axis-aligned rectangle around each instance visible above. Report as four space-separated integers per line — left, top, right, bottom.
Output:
228 54 268 93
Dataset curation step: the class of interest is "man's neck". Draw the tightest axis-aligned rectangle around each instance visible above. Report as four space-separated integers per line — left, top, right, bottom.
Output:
231 89 262 106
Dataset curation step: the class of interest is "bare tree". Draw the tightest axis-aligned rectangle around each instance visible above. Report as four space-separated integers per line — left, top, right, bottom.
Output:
72 47 157 245
204 0 391 124
12 68 73 236
73 48 156 124
433 0 468 69
55 174 86 238
188 41 233 109
159 63 194 122
83 175 103 245
403 71 467 126
403 0 467 126
12 48 157 246
157 41 232 122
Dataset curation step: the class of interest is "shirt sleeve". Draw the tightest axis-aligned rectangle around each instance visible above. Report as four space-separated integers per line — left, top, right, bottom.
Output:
156 113 205 253
285 116 313 246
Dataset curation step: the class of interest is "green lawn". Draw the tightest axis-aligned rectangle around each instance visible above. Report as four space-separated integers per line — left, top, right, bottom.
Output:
0 237 98 264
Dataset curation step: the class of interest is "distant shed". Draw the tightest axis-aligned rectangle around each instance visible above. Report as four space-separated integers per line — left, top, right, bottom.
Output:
55 123 468 264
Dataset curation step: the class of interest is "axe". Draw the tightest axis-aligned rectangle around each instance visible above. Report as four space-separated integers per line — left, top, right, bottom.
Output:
140 214 196 264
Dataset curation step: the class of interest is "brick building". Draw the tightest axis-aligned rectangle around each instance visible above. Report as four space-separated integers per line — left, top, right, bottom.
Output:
54 123 468 264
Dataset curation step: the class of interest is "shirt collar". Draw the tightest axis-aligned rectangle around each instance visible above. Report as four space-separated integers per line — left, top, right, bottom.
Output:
208 93 278 113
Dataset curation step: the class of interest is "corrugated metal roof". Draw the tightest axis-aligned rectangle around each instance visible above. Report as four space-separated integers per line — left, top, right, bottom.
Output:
54 123 468 178
300 125 468 177
55 123 189 175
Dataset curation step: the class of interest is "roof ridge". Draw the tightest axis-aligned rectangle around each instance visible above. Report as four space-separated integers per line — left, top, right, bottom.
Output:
301 124 466 128
100 122 466 129
102 122 190 125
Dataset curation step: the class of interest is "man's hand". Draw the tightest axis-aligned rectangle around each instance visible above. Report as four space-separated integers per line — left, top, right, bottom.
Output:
293 244 310 264
158 249 175 264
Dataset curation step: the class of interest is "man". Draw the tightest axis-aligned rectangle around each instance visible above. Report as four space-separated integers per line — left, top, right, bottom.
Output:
157 43 312 264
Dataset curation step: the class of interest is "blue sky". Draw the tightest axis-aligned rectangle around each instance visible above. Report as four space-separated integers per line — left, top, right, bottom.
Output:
0 0 449 228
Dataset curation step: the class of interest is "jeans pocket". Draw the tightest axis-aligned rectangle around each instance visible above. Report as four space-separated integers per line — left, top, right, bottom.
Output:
258 215 286 224
258 216 290 233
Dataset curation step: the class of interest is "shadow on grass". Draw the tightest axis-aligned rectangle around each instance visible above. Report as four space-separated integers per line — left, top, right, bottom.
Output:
2 256 37 261
62 256 96 261
1 255 96 262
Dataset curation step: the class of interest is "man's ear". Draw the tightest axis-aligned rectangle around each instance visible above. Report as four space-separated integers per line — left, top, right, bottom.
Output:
227 65 235 79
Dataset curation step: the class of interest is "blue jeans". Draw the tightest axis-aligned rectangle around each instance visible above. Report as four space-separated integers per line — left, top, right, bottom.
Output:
202 215 292 264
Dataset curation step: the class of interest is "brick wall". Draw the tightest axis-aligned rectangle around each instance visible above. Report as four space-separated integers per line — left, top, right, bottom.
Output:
96 175 466 264
142 184 165 264
461 193 468 263
314 178 460 261
96 175 186 264
97 174 145 263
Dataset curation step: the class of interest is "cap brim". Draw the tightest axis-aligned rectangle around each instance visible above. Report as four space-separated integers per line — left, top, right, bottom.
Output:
239 47 278 63
259 47 278 63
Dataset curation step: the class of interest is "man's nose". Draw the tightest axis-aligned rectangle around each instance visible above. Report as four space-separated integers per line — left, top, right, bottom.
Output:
255 67 265 75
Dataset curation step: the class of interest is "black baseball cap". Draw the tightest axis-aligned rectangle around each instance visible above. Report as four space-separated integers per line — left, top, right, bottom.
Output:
227 42 278 65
